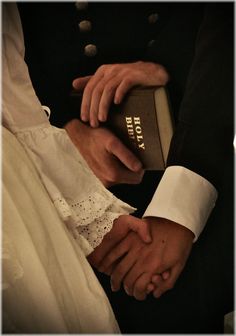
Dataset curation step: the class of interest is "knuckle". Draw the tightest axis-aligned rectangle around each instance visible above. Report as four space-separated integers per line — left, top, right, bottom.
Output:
101 257 112 269
109 63 120 73
93 83 104 97
135 282 145 294
97 83 104 92
104 82 116 94
135 60 144 66
106 170 118 184
158 66 169 84
84 82 94 94
107 137 119 151
122 76 133 87
156 262 165 272
97 64 108 74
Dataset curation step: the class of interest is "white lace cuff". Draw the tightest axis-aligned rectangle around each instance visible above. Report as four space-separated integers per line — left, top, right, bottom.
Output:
16 125 136 255
53 192 134 255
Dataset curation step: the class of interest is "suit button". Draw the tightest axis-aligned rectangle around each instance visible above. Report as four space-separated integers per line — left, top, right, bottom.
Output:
84 44 97 57
79 20 92 32
148 13 159 24
147 39 156 48
75 1 88 10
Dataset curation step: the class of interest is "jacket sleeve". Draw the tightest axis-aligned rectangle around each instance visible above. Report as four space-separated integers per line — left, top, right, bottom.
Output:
167 3 234 190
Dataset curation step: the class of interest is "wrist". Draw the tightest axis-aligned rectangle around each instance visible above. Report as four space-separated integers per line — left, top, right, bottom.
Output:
145 216 195 242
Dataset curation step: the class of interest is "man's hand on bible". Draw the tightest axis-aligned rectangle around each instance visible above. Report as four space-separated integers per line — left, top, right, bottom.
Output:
65 119 144 187
72 61 169 128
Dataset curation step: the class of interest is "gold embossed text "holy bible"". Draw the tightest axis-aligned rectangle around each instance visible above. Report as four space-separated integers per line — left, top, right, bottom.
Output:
107 86 174 170
69 86 174 170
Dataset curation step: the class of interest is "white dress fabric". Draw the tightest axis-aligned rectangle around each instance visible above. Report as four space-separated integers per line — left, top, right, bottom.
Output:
2 3 135 256
2 2 135 333
2 127 120 333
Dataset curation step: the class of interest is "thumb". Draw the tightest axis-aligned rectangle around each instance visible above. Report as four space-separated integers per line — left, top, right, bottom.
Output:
72 76 91 90
128 217 152 243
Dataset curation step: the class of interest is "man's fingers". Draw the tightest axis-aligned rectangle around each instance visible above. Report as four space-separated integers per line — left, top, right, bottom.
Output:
132 272 153 301
98 239 129 274
110 246 139 292
98 77 121 122
81 73 104 123
87 238 114 268
128 216 152 243
89 80 106 127
106 137 143 172
152 264 181 299
114 76 136 104
72 76 91 90
151 273 165 287
90 76 121 126
151 270 170 284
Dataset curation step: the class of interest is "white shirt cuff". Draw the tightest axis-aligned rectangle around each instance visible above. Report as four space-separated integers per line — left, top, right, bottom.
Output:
143 166 218 242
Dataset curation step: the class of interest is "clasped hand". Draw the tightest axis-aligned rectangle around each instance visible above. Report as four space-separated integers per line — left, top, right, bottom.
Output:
88 216 194 301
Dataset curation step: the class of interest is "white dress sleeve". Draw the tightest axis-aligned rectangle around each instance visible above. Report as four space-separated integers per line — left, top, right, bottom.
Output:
2 3 135 256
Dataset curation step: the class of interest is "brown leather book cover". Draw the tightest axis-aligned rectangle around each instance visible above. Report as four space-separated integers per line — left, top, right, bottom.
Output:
70 86 174 170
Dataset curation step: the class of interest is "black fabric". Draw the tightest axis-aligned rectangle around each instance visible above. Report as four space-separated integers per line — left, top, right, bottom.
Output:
18 2 234 333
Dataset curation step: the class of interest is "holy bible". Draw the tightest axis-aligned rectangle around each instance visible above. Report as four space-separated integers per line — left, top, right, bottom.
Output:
70 86 174 170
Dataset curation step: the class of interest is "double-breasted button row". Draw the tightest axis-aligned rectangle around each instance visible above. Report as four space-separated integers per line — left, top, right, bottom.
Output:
147 12 159 48
75 2 160 56
75 1 97 57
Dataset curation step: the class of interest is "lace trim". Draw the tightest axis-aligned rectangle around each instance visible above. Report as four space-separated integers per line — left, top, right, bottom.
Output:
54 191 119 226
53 192 134 255
16 125 136 256
77 208 120 250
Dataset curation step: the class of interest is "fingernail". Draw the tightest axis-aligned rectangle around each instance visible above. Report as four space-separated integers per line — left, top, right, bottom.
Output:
146 284 154 294
111 286 119 292
145 235 152 243
111 282 118 292
99 115 106 122
124 285 131 296
91 120 99 128
133 161 142 172
162 271 170 280
114 97 120 104
81 114 88 122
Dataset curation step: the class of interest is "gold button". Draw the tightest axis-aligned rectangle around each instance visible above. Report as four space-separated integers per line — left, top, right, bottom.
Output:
75 1 88 10
79 20 92 32
148 13 159 24
84 44 97 57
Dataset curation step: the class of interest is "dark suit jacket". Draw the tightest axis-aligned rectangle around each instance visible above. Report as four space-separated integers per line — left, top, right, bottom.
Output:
18 2 233 188
18 2 234 333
